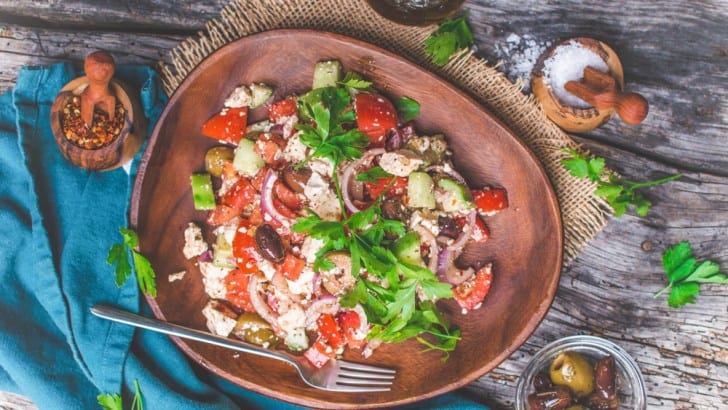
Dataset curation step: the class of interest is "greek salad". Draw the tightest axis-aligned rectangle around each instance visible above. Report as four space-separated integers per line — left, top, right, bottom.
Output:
183 60 508 368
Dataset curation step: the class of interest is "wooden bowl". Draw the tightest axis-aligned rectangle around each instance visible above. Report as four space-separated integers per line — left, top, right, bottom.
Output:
130 30 563 408
51 76 146 170
531 37 625 133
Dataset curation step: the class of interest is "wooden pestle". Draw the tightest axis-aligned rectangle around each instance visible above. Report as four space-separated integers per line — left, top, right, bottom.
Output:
80 51 117 126
564 66 649 124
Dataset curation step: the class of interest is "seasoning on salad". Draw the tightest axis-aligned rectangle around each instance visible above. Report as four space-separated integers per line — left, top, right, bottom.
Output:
184 60 509 368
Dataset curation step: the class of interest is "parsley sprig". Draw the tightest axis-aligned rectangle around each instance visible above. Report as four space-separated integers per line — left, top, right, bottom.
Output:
98 379 145 410
293 186 460 357
561 149 681 217
424 16 474 66
107 228 157 297
654 242 727 308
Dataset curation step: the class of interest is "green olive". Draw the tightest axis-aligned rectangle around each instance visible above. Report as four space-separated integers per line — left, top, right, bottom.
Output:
232 312 280 347
204 146 234 177
549 351 595 397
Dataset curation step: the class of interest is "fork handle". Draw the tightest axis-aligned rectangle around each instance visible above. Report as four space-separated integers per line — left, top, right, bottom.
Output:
90 304 298 368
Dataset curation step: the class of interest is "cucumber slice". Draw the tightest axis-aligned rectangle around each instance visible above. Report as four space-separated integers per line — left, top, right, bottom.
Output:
312 60 343 89
212 234 235 268
190 174 215 210
407 172 436 209
233 138 265 177
249 83 274 108
437 178 473 212
392 231 423 265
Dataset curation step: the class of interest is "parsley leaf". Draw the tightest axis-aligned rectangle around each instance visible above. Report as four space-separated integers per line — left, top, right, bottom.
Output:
561 149 681 217
355 165 392 182
654 241 728 308
424 16 474 66
98 379 145 410
106 228 157 297
395 96 421 122
339 72 372 91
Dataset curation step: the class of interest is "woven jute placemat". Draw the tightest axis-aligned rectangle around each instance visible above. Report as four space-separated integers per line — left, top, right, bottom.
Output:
157 0 612 262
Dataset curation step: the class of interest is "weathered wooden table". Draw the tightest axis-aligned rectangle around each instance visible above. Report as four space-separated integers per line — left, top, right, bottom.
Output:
1 1 725 409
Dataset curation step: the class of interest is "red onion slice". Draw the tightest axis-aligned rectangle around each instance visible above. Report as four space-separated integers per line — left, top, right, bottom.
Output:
341 148 386 214
260 169 292 229
413 225 439 273
304 296 340 327
435 210 477 285
426 164 467 185
248 274 281 334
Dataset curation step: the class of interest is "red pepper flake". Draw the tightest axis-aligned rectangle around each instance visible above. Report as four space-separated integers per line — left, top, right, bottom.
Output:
61 95 126 149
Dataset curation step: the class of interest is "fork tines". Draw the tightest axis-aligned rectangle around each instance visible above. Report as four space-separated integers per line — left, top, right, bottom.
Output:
335 361 396 392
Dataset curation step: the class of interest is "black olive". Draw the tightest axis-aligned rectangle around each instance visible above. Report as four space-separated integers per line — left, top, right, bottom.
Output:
385 128 404 152
438 215 460 239
526 385 572 410
281 166 312 193
533 372 554 392
594 355 617 399
255 224 286 263
381 197 409 221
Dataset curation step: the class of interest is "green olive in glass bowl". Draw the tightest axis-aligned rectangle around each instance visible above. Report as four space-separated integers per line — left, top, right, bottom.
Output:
515 335 646 410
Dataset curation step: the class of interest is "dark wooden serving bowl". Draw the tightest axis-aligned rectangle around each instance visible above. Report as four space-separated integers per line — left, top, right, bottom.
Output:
130 30 563 409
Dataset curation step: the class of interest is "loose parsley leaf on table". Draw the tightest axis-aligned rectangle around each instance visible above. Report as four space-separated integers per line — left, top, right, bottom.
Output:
424 16 474 66
561 148 681 217
98 379 145 410
106 228 157 297
654 241 728 308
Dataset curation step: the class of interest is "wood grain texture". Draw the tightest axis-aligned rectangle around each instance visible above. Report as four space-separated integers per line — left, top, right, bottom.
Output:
0 1 726 409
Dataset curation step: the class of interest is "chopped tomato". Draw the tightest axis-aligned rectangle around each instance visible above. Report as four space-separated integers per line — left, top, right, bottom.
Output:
316 313 344 349
201 107 248 144
206 204 239 226
254 138 282 165
279 253 305 281
224 270 254 312
337 310 366 349
222 162 237 181
472 188 508 214
274 180 303 210
364 176 408 199
272 198 298 219
220 178 257 211
251 166 268 191
304 340 332 369
249 206 263 225
232 220 258 274
472 216 490 242
268 96 298 122
355 93 398 147
453 263 493 312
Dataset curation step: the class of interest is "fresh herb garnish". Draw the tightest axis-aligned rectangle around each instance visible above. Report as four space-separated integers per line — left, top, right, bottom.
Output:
339 72 372 91
424 16 474 66
296 87 369 168
293 185 460 357
355 165 392 182
107 228 157 297
561 149 681 217
395 96 421 122
98 380 145 410
654 242 727 308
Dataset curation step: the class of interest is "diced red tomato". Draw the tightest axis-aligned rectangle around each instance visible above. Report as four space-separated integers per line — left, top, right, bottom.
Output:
337 310 366 349
304 340 332 369
472 215 490 242
453 263 493 312
279 253 305 281
222 162 237 181
472 188 508 214
364 176 408 199
254 138 282 165
268 97 298 122
220 178 257 211
355 93 398 147
274 180 303 210
251 166 268 191
224 269 254 312
206 204 239 226
201 107 248 144
232 220 258 274
272 198 299 219
316 313 344 349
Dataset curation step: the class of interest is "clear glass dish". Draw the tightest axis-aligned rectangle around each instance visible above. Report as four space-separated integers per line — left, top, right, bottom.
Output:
515 335 646 409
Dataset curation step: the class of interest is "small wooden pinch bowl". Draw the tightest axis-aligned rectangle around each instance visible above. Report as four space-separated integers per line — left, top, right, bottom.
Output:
51 53 146 171
531 37 624 133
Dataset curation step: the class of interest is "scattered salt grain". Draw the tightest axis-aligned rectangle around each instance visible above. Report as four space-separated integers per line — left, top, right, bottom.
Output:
494 33 551 92
542 41 609 108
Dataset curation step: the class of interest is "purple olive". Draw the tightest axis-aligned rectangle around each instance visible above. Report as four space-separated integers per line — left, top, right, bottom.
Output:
384 128 405 152
594 355 617 399
526 385 572 410
254 224 286 263
533 372 554 392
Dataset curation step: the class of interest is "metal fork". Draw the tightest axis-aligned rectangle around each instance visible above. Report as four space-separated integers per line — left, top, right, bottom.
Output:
90 304 396 392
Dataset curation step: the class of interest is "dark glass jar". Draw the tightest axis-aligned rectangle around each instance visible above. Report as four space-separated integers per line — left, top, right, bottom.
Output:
366 0 466 26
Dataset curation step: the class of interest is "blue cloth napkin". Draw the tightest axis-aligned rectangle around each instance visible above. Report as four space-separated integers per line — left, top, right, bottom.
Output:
0 62 490 410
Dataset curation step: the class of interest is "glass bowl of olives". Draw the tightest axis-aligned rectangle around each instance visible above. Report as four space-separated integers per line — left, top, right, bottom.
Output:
515 335 646 410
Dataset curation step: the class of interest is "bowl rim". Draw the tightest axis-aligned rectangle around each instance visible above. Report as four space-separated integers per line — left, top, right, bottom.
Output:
514 335 647 410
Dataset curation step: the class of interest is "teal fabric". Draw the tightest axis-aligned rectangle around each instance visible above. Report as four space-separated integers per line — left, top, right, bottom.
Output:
0 62 490 410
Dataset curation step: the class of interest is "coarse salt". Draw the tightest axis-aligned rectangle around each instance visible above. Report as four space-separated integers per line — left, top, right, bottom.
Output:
542 41 609 109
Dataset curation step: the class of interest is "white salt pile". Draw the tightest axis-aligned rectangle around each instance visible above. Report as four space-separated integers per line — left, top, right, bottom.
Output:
493 33 551 92
543 41 609 109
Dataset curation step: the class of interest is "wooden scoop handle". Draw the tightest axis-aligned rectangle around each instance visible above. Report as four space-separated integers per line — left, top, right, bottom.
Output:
564 66 649 124
81 51 116 126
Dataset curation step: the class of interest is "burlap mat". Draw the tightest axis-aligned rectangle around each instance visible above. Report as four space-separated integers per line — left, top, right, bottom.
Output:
157 0 612 262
